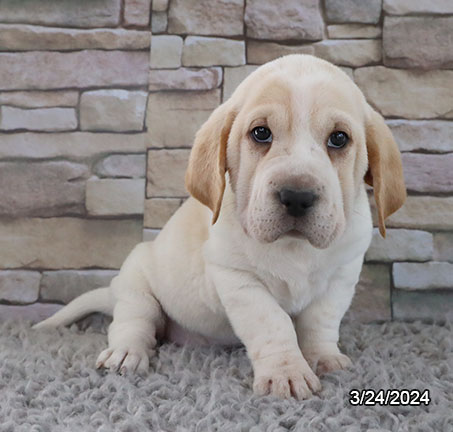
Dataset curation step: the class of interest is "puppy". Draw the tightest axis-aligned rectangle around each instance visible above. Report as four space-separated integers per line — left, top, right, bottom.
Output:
34 54 406 400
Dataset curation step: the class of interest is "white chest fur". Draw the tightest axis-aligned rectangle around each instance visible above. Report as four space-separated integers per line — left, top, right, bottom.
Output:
205 184 373 317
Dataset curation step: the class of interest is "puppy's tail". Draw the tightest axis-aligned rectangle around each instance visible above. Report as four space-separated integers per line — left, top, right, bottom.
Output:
32 287 114 330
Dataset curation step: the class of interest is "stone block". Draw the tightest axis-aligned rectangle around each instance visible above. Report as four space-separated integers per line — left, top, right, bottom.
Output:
80 90 147 132
0 25 150 51
123 0 151 26
86 179 145 216
0 218 142 269
95 154 146 178
246 41 315 65
152 0 169 12
327 25 382 39
383 17 453 69
0 0 121 27
381 196 453 231
314 40 381 67
143 229 160 241
383 0 453 15
354 67 453 119
434 233 453 263
245 0 323 41
147 90 220 148
0 106 77 132
340 67 354 80
149 67 222 91
147 150 190 197
0 161 88 217
392 289 453 322
0 51 149 90
325 0 382 24
168 0 243 36
150 35 183 68
223 66 259 102
40 270 119 304
387 120 453 153
144 198 182 228
365 229 433 262
394 262 453 290
0 91 78 108
346 264 391 323
0 303 63 324
151 12 167 33
0 133 146 159
182 37 245 67
0 271 41 304
402 153 453 193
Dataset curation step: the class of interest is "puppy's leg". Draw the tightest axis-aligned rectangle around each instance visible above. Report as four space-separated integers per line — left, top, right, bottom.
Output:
96 243 165 375
295 257 363 376
210 265 321 400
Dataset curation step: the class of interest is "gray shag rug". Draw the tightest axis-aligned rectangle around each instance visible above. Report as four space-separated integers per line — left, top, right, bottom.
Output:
0 318 452 432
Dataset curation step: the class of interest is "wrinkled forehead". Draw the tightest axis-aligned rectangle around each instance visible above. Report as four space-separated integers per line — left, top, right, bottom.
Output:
240 75 292 114
239 75 293 121
238 71 366 131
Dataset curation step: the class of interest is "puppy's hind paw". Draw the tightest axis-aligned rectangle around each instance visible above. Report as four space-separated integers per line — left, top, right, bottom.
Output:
96 347 150 376
306 352 352 376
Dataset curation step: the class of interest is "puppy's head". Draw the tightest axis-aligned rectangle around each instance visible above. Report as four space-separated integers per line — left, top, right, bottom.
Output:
185 55 406 247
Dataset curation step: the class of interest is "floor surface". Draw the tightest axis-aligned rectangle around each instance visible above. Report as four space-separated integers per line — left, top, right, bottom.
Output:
0 319 452 431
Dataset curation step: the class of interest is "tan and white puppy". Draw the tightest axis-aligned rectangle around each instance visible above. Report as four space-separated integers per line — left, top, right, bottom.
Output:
34 54 406 400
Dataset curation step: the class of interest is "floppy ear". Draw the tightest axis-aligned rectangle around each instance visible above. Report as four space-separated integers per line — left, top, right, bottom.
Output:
364 108 407 238
185 102 237 224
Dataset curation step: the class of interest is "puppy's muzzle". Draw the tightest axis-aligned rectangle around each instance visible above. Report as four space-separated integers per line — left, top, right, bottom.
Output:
278 188 318 218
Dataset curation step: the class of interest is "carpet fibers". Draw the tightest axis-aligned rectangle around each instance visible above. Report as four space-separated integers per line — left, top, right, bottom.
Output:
0 319 452 432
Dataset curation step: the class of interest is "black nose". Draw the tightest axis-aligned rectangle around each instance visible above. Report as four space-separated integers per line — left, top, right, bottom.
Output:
278 188 317 218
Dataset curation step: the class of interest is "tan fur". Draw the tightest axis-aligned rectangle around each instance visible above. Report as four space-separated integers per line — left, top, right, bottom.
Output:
185 104 237 224
364 108 407 237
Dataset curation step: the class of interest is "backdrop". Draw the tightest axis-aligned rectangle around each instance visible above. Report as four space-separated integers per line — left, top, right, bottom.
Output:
0 0 452 323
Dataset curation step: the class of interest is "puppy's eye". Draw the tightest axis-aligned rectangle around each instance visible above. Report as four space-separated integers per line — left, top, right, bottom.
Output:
328 131 349 149
251 126 273 144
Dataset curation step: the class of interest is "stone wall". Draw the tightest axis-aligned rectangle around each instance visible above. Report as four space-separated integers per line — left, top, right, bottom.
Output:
0 0 151 321
1 0 452 323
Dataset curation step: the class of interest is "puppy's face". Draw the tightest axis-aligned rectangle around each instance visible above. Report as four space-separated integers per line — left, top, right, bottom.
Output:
226 72 368 247
186 55 406 247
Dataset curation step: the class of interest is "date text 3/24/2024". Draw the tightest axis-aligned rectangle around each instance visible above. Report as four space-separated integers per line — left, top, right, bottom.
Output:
349 389 431 406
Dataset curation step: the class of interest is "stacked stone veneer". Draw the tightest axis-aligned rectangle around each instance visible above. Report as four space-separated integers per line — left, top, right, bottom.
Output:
0 0 452 324
0 0 151 322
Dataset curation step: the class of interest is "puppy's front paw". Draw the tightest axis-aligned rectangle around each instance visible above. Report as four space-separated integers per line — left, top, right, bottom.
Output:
96 347 151 375
253 351 321 400
305 351 352 376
